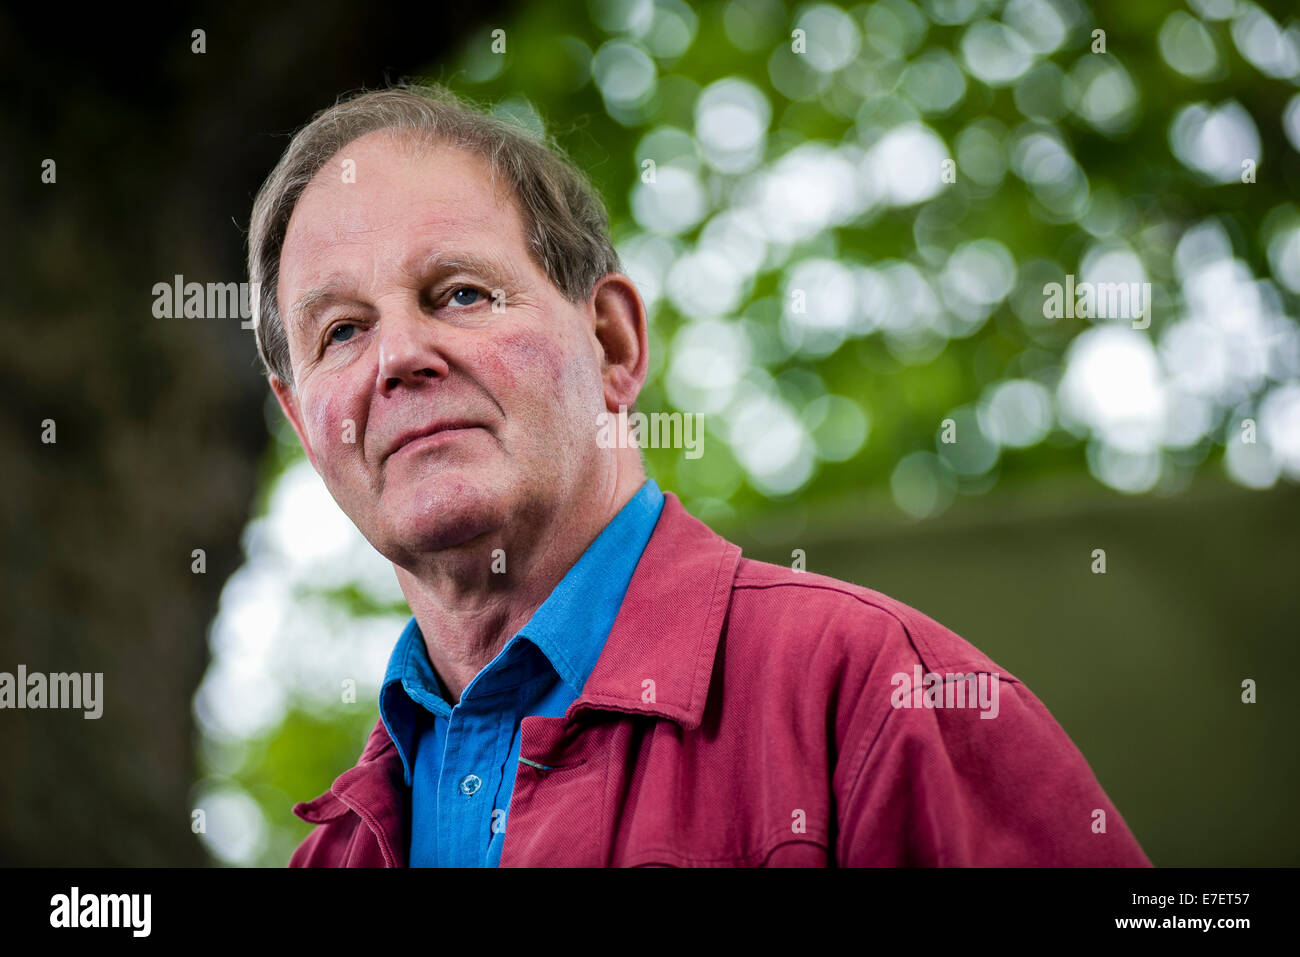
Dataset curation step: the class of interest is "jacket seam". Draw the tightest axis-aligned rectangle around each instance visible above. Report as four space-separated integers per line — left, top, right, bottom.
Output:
732 576 1024 678
625 827 830 867
689 542 736 721
599 734 612 866
335 790 397 867
768 585 1020 859
836 660 1027 863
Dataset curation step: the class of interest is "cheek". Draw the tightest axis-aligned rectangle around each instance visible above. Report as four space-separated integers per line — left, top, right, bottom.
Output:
476 330 598 424
301 376 368 469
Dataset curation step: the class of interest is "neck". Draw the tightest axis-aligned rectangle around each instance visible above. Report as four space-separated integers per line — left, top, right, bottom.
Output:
393 452 645 704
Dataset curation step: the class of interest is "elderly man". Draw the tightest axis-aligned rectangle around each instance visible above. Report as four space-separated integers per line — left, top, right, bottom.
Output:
248 83 1150 867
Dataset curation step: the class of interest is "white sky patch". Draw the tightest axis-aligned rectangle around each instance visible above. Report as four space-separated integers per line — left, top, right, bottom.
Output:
1159 12 1221 81
781 258 859 358
695 77 770 174
725 382 815 496
666 318 752 415
793 3 862 73
196 458 407 742
978 379 1054 449
1009 129 1089 221
940 239 1017 334
630 164 709 235
750 142 866 241
1070 56 1140 136
1169 99 1261 184
1080 242 1148 292
665 247 747 320
961 20 1035 87
193 786 268 866
867 123 951 207
1087 442 1163 494
1283 93 1300 154
1231 3 1300 80
696 209 768 284
1259 381 1300 479
1265 217 1300 293
1004 0 1067 56
616 231 681 317
593 40 657 108
1058 326 1167 455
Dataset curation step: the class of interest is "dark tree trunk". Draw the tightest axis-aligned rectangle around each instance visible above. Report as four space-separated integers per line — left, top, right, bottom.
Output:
0 1 512 865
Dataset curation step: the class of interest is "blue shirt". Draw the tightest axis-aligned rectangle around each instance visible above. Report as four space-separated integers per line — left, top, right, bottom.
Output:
377 479 665 867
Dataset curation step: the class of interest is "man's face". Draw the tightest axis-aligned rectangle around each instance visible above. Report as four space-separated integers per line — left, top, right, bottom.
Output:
273 130 609 562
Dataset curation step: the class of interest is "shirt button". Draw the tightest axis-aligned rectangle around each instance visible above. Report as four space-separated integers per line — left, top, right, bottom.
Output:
459 774 482 796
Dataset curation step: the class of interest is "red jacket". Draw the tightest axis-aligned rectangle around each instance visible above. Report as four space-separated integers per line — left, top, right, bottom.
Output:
289 493 1151 867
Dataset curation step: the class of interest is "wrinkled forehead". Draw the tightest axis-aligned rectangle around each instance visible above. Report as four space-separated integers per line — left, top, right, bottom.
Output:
282 128 530 276
278 131 531 305
289 129 517 243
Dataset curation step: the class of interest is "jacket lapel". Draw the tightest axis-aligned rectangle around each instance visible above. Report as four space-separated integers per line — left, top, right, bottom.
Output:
566 492 741 730
293 717 408 867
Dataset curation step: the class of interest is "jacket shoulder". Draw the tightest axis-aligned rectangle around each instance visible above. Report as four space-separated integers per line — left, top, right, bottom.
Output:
729 556 1012 679
724 557 1149 865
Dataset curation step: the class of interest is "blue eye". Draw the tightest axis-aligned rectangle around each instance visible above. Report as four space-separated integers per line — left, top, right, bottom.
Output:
329 323 356 344
450 286 483 307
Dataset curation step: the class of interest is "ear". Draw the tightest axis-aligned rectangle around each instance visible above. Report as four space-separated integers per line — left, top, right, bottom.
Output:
270 374 320 472
590 273 648 413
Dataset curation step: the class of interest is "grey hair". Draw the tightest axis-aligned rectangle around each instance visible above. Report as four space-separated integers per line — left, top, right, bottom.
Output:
246 82 622 385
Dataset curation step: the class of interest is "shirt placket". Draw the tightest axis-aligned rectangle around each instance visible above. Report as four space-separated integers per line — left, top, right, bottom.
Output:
438 660 529 867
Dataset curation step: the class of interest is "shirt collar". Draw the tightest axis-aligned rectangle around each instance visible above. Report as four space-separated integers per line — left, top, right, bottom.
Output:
520 478 665 697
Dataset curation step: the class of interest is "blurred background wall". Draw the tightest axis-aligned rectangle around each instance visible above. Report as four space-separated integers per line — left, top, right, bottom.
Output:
727 474 1300 865
1 0 1297 867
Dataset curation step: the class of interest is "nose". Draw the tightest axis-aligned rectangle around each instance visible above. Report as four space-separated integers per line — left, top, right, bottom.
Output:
375 297 451 395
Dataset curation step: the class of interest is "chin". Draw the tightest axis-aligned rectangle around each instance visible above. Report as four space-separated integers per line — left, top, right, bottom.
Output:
377 475 511 557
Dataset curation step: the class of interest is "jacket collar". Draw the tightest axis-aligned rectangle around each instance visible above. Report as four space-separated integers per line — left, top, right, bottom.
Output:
291 713 409 867
293 491 741 833
564 491 741 730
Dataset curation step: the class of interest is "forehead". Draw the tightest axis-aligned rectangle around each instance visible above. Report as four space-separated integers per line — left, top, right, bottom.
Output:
279 129 528 293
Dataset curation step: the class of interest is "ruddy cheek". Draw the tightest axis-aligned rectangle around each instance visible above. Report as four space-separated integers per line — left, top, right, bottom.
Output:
473 333 548 406
505 332 592 400
550 334 604 414
304 382 365 470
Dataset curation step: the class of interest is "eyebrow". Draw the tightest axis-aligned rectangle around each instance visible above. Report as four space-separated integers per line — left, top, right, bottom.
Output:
402 250 520 289
286 250 522 341
286 282 354 342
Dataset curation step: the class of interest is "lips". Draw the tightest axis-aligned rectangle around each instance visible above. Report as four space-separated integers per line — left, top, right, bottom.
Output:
383 420 483 461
